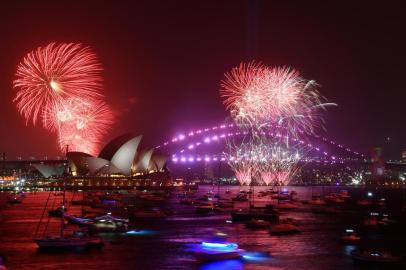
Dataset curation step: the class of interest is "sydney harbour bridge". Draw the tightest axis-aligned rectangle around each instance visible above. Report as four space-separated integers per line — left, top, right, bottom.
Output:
2 122 405 189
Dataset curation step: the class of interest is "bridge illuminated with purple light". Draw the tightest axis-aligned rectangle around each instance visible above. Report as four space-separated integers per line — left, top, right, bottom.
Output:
155 123 368 166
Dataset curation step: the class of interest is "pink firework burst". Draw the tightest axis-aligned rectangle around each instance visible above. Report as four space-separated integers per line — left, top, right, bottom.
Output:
220 61 335 135
13 42 103 126
51 98 114 155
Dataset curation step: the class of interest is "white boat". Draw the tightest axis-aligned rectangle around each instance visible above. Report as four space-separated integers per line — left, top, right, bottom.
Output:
94 213 129 223
90 220 128 233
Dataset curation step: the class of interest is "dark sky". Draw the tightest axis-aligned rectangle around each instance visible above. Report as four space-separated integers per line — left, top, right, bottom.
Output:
0 0 404 159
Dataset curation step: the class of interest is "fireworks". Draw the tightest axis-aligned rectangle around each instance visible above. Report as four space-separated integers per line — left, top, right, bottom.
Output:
13 43 112 154
221 62 335 186
225 136 301 186
13 43 103 126
220 61 335 136
51 99 114 155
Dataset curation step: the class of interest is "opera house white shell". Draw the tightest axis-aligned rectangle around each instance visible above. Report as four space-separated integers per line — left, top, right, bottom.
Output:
34 135 167 178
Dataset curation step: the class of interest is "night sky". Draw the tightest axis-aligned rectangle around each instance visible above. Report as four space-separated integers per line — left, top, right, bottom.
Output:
0 0 404 159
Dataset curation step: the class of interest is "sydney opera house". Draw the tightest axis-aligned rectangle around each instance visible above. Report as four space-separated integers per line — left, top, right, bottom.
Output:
32 134 171 189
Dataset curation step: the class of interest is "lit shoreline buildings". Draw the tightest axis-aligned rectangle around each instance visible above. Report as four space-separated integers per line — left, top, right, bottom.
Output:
1 135 173 190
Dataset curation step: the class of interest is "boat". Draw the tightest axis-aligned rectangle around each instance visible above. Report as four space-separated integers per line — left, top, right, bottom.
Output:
187 242 243 262
34 158 103 249
274 202 298 210
269 223 300 235
272 191 290 200
179 198 194 205
48 206 67 217
231 194 248 202
195 202 216 214
341 229 361 243
257 190 269 198
89 220 128 233
231 209 279 222
7 195 23 204
64 214 93 225
94 213 129 224
380 214 397 225
216 200 234 209
308 195 326 205
363 212 379 226
134 208 166 218
325 194 344 203
378 198 386 206
357 199 371 206
245 219 270 229
312 206 342 215
35 205 104 249
35 235 103 249
351 250 402 264
338 190 351 199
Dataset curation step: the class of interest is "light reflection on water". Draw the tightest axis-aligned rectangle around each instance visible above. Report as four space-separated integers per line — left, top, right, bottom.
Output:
199 259 243 270
0 186 405 269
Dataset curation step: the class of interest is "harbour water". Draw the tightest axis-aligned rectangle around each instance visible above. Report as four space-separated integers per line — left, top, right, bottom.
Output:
0 186 405 269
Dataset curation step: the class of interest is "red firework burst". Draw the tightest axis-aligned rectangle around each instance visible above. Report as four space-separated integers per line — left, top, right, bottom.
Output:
13 42 103 126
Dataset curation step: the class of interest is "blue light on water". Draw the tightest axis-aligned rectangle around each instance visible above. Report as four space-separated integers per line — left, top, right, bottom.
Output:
241 251 271 262
201 242 238 251
126 230 157 236
185 242 241 254
200 259 243 270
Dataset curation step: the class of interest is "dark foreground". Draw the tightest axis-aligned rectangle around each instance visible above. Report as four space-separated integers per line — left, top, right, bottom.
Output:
1 186 406 270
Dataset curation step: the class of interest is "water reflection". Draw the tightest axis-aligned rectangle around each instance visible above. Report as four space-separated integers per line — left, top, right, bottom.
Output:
200 259 243 270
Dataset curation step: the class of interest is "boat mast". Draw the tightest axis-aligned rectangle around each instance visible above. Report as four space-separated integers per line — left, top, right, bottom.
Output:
60 144 69 238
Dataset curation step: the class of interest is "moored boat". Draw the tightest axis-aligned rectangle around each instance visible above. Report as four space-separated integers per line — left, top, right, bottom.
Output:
35 236 103 249
269 223 300 235
195 202 216 214
231 209 279 223
341 229 361 243
351 250 402 264
245 219 270 229
187 242 243 262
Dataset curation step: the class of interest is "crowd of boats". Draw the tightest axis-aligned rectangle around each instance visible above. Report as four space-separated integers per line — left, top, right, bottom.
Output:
2 186 406 267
